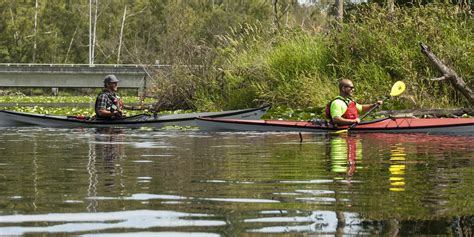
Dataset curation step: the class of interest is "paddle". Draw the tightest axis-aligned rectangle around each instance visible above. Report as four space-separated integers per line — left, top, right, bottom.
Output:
333 81 406 134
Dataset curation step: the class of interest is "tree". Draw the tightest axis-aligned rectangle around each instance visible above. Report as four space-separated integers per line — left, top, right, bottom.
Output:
116 5 126 64
387 0 395 13
335 0 343 21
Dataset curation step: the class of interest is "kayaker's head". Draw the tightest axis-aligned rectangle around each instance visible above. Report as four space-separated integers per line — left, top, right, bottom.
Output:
103 74 119 92
339 79 355 98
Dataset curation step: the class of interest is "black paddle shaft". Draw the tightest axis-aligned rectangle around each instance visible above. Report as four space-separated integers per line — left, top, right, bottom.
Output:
348 96 388 129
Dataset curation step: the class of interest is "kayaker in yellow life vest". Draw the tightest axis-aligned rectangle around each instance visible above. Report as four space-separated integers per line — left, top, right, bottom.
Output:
327 79 383 126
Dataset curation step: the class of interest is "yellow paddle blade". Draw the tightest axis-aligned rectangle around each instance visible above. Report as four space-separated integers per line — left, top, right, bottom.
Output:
332 129 349 135
390 81 406 97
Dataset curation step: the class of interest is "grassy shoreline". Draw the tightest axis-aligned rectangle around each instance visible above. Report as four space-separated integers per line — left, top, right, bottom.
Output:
2 96 471 120
153 4 472 111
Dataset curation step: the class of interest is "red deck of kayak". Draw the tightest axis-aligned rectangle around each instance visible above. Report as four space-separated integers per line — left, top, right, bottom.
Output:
202 117 474 130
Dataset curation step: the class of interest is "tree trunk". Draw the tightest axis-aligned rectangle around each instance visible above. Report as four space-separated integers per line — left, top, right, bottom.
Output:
271 0 293 32
33 0 39 63
91 0 99 65
335 0 343 22
272 0 280 31
89 0 92 65
420 42 474 105
387 0 395 14
117 5 127 64
9 7 15 26
64 26 78 63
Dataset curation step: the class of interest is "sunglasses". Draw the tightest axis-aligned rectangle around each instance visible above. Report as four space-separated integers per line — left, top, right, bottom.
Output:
343 85 355 90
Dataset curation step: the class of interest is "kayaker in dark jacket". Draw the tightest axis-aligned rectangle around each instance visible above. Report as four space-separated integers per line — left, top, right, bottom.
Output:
95 75 124 119
326 79 383 126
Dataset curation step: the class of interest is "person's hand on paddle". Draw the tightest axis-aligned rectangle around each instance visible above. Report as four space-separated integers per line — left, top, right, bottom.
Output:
113 110 123 118
369 100 383 109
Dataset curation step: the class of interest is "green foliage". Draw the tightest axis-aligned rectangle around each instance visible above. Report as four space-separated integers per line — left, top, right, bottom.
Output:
334 3 473 108
0 1 471 114
196 3 473 111
262 34 335 107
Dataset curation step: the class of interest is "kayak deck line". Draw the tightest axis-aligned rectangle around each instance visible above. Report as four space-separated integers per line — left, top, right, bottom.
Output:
197 117 389 130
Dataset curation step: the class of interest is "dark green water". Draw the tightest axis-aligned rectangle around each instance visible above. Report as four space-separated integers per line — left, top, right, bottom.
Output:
0 128 473 236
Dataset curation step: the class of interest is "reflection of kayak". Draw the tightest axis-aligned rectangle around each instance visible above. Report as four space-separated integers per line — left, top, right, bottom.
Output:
196 117 474 134
0 105 270 128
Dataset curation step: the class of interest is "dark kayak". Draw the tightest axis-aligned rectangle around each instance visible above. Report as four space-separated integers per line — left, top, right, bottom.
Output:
0 105 271 128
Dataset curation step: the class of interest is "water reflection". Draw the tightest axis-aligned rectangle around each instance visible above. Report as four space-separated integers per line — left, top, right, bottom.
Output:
32 137 39 211
327 134 364 236
87 128 126 212
389 143 406 192
0 128 473 236
328 134 362 177
87 135 98 212
246 211 371 234
94 128 126 176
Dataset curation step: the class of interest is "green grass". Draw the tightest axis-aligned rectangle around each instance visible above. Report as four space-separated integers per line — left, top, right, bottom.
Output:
190 3 473 111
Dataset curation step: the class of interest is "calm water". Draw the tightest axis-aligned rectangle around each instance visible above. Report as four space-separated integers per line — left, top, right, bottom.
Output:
0 127 473 236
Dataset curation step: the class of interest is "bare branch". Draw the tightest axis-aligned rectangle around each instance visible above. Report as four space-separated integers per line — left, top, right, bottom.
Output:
420 42 474 105
430 75 448 81
64 26 79 63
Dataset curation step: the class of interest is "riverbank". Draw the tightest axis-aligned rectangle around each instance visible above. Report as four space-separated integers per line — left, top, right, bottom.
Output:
146 4 472 111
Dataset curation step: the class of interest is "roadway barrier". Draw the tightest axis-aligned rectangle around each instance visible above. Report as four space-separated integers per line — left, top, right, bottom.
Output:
0 64 151 89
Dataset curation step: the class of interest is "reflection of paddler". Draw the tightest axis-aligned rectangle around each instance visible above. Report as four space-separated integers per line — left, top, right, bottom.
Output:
329 134 362 176
389 143 406 192
87 128 126 212
94 128 126 186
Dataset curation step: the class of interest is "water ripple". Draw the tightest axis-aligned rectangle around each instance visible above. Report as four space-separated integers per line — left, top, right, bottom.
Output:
0 210 225 235
80 232 220 237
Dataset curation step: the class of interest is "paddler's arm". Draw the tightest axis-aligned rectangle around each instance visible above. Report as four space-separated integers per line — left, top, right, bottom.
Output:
360 100 383 113
98 108 122 118
332 116 360 125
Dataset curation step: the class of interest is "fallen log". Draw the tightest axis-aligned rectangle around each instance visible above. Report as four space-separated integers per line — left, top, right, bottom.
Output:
419 42 474 105
376 108 474 118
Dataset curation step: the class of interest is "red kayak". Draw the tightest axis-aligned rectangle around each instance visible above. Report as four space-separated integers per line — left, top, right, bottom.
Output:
196 117 474 134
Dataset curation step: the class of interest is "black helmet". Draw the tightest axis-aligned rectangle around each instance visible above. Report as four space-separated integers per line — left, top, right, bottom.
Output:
103 75 119 84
